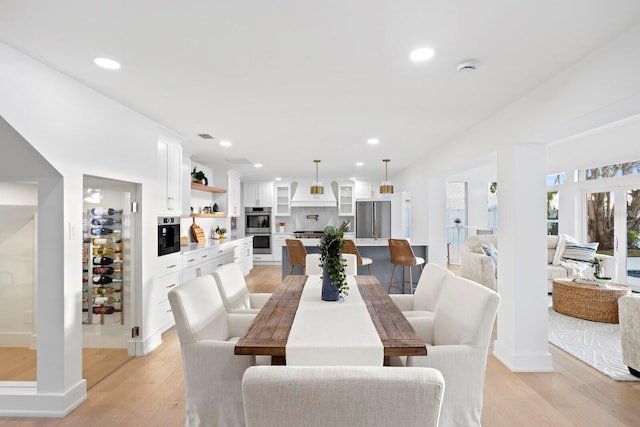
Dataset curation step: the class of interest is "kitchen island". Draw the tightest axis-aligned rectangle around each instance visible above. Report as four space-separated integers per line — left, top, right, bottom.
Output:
281 238 428 294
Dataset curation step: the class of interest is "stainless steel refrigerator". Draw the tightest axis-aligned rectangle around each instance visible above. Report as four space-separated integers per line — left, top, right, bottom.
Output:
356 200 391 238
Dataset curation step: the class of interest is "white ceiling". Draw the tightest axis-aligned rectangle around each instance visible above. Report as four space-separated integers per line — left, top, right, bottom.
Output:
2 1 640 183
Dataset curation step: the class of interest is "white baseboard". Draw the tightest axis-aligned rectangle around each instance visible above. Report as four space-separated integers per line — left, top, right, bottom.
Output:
493 339 555 372
0 332 31 347
0 379 87 417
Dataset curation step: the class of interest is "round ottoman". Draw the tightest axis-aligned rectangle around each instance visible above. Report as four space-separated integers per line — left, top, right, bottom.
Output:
552 279 631 323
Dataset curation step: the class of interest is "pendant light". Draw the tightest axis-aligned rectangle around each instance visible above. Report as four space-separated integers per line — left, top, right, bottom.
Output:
310 160 324 195
380 159 394 194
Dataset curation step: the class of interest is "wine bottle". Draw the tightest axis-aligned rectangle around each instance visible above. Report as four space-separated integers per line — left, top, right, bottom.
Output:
88 207 123 216
92 276 123 285
93 286 118 295
93 306 115 315
93 296 117 305
90 217 122 226
93 237 122 244
92 246 122 256
93 256 116 265
90 227 121 236
92 266 121 275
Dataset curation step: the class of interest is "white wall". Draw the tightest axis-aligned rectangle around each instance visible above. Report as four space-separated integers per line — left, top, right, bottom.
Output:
0 42 176 415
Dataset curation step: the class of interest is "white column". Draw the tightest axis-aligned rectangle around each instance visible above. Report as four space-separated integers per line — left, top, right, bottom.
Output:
492 143 553 372
426 176 448 266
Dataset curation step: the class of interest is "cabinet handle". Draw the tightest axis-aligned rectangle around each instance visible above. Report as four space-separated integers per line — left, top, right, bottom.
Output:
196 267 201 276
166 264 177 269
168 196 174 210
166 283 177 289
167 309 172 313
201 254 208 259
187 258 195 262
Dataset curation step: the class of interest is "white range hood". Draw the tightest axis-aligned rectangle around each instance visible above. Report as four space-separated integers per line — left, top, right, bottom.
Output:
290 181 337 208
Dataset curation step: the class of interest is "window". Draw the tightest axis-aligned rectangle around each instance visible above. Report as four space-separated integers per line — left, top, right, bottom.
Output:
547 191 559 235
576 161 640 182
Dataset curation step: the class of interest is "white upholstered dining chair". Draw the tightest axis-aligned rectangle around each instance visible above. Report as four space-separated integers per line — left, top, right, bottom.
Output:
392 274 500 427
212 262 271 314
389 262 454 319
305 253 358 275
242 365 445 427
168 274 258 427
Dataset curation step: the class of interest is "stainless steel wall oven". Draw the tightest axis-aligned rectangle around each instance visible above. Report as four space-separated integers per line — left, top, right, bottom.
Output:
246 207 272 254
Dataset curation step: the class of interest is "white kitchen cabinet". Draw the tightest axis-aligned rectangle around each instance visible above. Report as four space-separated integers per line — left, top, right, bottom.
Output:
240 237 254 275
274 183 291 216
150 252 182 336
227 171 242 217
272 234 290 262
181 152 193 216
338 183 355 216
157 138 182 215
182 246 234 283
220 236 253 275
243 181 274 207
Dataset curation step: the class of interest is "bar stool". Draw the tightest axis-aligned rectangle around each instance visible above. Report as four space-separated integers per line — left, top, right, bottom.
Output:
285 239 307 275
342 239 373 275
388 239 425 294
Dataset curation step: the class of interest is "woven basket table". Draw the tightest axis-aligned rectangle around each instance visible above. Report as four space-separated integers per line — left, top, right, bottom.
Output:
552 279 631 323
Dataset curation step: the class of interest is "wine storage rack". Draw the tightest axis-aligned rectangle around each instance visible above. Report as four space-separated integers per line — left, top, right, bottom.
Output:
82 207 124 325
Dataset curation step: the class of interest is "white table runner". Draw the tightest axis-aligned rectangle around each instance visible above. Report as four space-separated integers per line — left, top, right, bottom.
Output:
285 275 384 366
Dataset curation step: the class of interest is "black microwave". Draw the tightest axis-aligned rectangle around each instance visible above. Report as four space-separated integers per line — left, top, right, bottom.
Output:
158 217 181 256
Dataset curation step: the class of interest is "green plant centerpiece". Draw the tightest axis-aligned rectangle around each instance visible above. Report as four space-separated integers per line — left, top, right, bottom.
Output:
318 220 350 301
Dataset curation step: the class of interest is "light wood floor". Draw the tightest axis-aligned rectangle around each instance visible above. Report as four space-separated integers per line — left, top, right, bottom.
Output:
1 265 640 426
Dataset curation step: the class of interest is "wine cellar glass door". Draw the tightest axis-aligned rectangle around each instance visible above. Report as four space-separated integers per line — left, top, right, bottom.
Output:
82 176 136 350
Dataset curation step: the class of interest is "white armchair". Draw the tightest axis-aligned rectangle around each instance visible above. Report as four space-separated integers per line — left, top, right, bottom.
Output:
619 294 640 378
212 263 272 314
242 365 445 427
393 274 500 427
168 274 257 427
389 263 454 319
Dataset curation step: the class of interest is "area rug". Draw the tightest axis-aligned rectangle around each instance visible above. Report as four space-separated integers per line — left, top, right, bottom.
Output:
548 307 639 381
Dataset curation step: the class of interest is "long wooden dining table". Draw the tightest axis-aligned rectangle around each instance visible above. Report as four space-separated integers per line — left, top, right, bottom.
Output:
234 275 427 365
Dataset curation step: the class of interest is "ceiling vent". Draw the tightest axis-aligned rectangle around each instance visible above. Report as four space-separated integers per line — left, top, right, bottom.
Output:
197 133 214 139
223 158 254 165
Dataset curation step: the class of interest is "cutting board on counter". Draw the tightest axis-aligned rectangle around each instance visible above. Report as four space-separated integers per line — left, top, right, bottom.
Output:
190 217 206 244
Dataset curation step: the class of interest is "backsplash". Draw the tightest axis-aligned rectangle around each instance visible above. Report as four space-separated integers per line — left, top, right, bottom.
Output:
277 207 353 233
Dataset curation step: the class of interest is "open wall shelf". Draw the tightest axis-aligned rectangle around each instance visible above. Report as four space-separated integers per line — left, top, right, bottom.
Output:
191 182 226 193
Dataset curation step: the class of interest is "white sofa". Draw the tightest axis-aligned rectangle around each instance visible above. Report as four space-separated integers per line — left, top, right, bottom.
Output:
619 294 640 378
461 234 617 292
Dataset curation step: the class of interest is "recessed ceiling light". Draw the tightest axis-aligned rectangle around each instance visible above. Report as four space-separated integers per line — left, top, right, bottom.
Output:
219 140 232 147
94 57 121 70
367 138 379 145
409 48 435 62
275 177 282 181
356 162 364 167
350 177 356 181
254 163 263 168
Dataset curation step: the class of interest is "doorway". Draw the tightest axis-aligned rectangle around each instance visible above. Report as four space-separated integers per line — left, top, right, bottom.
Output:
586 188 640 292
81 175 140 384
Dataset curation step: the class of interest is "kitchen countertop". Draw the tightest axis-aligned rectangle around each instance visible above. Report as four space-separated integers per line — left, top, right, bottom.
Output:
180 234 251 255
291 237 425 247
